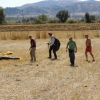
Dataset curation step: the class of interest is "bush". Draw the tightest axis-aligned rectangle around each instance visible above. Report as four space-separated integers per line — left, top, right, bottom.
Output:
34 18 43 24
67 19 76 23
48 19 58 23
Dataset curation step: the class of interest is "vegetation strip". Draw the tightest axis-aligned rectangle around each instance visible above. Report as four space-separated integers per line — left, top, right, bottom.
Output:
0 24 100 32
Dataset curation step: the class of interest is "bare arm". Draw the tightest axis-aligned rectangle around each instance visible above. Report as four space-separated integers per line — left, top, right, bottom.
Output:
75 44 77 53
29 39 34 50
89 39 91 47
66 44 68 52
31 42 34 48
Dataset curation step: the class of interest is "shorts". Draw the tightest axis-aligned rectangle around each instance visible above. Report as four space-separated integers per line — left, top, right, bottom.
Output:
86 46 92 52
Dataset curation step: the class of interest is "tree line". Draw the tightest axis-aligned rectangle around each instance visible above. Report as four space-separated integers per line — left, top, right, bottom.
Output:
0 6 100 24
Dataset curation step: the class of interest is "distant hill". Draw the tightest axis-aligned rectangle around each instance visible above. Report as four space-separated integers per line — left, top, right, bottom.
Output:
18 0 79 9
4 0 100 19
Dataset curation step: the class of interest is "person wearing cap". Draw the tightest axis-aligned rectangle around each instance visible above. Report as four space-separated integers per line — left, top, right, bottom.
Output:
29 35 36 62
85 34 95 61
66 37 77 66
47 32 57 59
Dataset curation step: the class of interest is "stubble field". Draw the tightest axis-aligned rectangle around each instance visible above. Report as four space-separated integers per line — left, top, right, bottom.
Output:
0 24 100 100
0 37 100 100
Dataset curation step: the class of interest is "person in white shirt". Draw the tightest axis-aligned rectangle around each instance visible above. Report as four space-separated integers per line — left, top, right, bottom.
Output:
47 32 57 59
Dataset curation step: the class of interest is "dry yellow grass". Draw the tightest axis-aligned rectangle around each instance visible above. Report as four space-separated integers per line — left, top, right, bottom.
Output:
0 23 100 40
0 30 100 40
0 23 100 32
0 37 100 100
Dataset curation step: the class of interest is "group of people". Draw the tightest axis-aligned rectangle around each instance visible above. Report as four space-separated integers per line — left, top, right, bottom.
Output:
28 33 95 66
66 34 95 66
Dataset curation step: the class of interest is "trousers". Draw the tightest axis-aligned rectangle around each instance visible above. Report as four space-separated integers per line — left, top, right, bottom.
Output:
30 47 36 61
49 45 57 58
69 50 75 65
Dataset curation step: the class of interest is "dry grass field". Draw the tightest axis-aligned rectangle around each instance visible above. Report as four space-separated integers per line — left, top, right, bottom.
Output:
0 30 100 100
0 30 100 40
0 23 100 100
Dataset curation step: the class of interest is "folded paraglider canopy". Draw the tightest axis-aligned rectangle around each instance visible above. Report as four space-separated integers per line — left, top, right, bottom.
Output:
0 51 21 60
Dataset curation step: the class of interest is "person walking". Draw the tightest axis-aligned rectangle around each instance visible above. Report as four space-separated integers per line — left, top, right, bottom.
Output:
66 37 77 66
47 32 57 60
85 34 95 61
29 35 36 62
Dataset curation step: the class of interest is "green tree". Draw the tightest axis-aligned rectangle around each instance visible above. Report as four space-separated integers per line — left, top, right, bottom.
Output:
38 14 48 21
56 10 69 23
30 17 34 21
0 7 6 24
90 15 96 21
34 14 48 24
85 12 91 23
26 18 30 22
34 18 43 24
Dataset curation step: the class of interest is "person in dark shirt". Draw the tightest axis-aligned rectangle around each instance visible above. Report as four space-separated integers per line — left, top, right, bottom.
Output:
29 35 36 62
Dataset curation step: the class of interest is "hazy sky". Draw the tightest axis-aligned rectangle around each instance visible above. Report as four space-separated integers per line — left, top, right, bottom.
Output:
0 0 43 8
0 0 100 8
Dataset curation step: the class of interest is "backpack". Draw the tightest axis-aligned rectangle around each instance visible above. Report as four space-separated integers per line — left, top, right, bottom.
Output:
54 38 61 51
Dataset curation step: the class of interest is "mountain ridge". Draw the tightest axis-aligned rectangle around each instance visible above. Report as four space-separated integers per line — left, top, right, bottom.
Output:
18 0 80 9
4 0 100 19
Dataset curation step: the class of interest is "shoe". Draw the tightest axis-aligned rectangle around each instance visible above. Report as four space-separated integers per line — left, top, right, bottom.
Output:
47 57 51 59
30 59 33 62
92 60 95 61
69 64 74 66
52 58 57 60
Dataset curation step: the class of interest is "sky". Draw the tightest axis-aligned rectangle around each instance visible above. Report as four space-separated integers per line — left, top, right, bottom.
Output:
0 0 100 8
0 0 43 8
